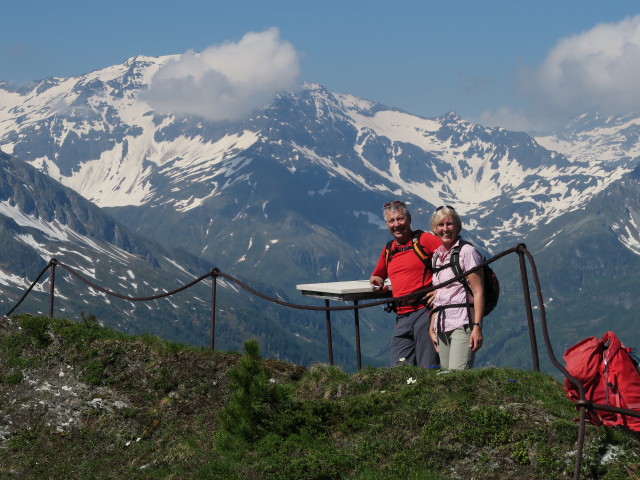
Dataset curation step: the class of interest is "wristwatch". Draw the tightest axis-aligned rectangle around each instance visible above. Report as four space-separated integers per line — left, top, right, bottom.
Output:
472 323 483 329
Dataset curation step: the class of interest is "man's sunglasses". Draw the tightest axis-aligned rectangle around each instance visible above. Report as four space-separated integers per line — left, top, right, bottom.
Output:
383 200 404 208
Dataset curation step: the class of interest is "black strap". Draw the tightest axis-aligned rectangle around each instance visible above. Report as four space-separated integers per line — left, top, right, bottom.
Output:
384 293 428 313
432 302 473 334
385 230 432 285
432 239 474 329
431 302 472 315
385 231 430 264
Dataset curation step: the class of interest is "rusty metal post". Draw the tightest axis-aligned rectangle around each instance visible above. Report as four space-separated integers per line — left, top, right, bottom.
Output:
572 406 586 480
517 247 540 371
353 300 362 370
49 259 57 318
325 299 334 365
210 268 219 351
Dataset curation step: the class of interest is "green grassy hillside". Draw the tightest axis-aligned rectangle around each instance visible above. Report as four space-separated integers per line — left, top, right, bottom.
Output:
1 314 638 479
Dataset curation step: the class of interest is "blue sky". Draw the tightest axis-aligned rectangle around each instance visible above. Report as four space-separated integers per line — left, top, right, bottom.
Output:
2 0 640 132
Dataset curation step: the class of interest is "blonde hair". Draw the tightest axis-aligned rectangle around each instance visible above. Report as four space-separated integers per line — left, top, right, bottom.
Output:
430 206 462 235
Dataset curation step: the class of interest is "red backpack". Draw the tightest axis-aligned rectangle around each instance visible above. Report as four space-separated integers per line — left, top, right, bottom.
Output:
563 331 640 431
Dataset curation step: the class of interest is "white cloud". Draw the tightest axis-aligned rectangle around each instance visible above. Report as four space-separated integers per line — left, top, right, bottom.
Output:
476 107 538 134
527 15 640 113
479 15 640 132
143 28 301 121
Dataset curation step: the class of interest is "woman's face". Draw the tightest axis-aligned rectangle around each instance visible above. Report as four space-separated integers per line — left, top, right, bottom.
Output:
434 215 458 249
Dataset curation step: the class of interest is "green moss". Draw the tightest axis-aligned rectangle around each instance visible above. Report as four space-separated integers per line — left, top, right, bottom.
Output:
462 406 515 447
2 315 639 480
2 371 24 385
19 315 52 347
512 441 531 465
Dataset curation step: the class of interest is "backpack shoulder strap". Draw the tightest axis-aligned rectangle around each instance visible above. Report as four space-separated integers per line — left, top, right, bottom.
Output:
432 250 439 271
450 239 473 292
385 230 433 269
449 241 465 280
384 240 394 267
450 239 475 327
411 230 432 268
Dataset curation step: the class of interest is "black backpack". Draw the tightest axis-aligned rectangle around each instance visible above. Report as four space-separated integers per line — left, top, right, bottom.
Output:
432 239 500 317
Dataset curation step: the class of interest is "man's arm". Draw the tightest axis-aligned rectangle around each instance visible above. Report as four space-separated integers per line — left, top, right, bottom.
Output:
370 246 389 291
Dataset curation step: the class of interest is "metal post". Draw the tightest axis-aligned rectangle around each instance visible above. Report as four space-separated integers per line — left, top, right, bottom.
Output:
325 299 334 365
572 407 586 480
49 259 57 318
210 269 219 351
353 300 362 370
517 248 540 371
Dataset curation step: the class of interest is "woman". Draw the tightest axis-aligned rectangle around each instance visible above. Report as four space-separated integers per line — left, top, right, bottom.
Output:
429 206 484 370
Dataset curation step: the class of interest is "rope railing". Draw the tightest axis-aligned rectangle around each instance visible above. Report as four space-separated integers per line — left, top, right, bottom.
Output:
0 243 628 479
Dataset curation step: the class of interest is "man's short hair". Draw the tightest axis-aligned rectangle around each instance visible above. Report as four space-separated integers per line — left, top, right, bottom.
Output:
383 200 411 220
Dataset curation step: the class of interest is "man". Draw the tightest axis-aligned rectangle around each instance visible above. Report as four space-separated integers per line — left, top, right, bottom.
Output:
370 200 441 367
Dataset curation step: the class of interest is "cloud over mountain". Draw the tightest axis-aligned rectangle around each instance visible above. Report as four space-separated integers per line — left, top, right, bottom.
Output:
525 15 640 114
480 14 640 132
143 28 301 121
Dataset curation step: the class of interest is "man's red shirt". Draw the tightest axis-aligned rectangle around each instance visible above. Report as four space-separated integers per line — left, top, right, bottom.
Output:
372 231 442 314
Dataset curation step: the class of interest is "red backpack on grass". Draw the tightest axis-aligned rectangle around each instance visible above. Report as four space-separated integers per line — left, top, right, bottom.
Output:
563 331 640 432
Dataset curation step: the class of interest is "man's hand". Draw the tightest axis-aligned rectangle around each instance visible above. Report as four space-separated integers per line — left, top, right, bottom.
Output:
422 289 436 308
370 275 388 292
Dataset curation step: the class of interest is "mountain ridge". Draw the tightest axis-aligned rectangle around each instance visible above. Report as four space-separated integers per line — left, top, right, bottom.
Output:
2 55 640 372
0 150 360 368
2 55 635 253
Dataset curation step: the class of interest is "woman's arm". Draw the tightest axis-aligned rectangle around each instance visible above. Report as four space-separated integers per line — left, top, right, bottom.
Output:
429 312 438 352
466 269 484 352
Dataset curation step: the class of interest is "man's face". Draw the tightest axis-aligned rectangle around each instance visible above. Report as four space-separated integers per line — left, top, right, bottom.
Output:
385 209 411 243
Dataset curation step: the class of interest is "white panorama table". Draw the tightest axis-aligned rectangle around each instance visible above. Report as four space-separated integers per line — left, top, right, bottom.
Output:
296 280 392 370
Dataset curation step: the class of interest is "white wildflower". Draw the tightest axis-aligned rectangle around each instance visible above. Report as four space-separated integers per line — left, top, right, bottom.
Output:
406 377 416 385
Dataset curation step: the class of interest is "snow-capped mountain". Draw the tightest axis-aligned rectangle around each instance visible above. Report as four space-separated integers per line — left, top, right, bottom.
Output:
1 55 635 255
482 164 640 372
0 150 352 368
0 149 209 330
2 54 640 372
536 112 640 166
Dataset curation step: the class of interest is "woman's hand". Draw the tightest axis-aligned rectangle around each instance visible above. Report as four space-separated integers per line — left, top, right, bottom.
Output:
469 325 483 352
429 314 439 352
